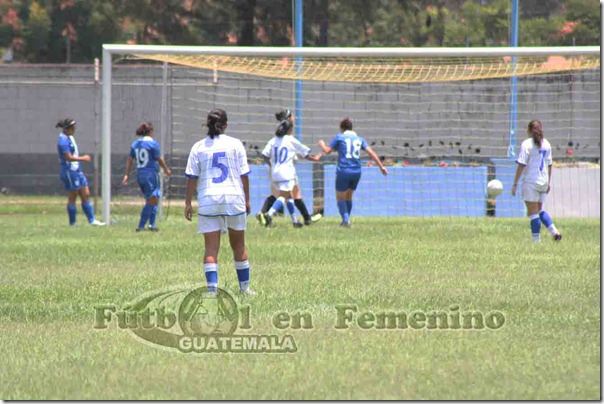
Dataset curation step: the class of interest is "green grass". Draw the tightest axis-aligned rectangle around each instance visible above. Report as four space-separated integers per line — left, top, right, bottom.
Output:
0 196 600 399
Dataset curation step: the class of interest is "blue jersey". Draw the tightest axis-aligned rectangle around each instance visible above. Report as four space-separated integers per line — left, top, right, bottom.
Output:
328 130 368 174
130 137 161 176
57 133 80 171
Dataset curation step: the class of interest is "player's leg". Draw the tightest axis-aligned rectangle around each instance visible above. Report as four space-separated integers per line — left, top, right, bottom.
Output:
147 174 161 231
345 173 361 222
202 229 221 293
335 173 351 226
61 169 79 225
256 185 278 225
523 183 543 243
292 182 313 225
537 199 561 241
77 175 103 225
227 216 254 294
136 176 154 231
66 190 78 225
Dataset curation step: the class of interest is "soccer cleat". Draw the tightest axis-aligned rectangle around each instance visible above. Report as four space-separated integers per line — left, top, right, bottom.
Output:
263 213 273 228
304 219 312 226
90 220 106 226
554 233 562 242
136 228 144 232
240 289 257 297
339 222 351 228
293 222 303 228
256 212 266 226
148 226 159 232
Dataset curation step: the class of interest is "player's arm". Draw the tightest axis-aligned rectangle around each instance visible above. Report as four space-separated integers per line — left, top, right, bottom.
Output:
304 153 321 162
547 164 553 193
184 178 196 221
317 140 333 154
122 156 134 185
364 146 388 176
63 151 91 163
241 174 251 214
511 163 524 196
157 156 172 176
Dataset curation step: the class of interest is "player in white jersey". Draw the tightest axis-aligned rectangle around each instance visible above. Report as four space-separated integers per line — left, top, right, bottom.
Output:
260 119 321 228
184 109 254 295
256 109 323 226
511 119 562 243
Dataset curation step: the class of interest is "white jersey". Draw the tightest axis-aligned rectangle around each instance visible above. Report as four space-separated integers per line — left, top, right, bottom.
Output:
516 138 552 188
261 135 310 182
185 134 250 216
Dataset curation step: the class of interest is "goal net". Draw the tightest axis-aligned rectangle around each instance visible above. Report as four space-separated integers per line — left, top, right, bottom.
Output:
102 46 600 223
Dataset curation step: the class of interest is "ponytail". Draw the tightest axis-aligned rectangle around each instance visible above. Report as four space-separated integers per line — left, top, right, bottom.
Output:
275 120 292 137
136 122 153 136
206 108 228 139
528 119 543 147
340 117 353 131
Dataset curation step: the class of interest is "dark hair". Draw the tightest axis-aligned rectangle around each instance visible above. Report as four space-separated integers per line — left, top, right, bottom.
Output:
340 117 353 131
56 118 76 129
206 108 228 139
276 120 293 137
136 122 153 136
275 109 292 121
528 119 543 147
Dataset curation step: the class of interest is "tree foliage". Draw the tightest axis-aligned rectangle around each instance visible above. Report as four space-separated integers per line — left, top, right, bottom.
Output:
0 0 599 63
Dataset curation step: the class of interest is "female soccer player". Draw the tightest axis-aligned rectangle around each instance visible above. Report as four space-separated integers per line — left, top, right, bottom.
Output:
56 118 104 226
184 109 254 295
317 118 387 227
260 119 321 228
122 122 172 232
256 108 321 226
511 119 562 243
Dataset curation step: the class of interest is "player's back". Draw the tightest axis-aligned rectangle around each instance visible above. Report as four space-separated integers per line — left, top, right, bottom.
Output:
187 134 249 216
518 138 552 186
330 130 368 173
263 135 310 182
130 137 160 174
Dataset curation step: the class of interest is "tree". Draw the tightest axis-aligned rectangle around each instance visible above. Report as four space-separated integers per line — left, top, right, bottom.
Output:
21 1 50 61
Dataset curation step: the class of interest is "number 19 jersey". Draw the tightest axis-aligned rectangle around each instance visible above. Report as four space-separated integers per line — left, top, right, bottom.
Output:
130 136 161 175
329 130 368 174
185 134 250 216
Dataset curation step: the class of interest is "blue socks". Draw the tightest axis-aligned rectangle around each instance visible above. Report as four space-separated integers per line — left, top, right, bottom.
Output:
337 200 349 224
530 214 541 243
67 203 77 225
235 260 251 292
149 205 158 228
81 201 95 223
203 263 218 292
268 196 285 217
346 200 353 215
138 203 154 230
539 210 559 236
286 199 299 223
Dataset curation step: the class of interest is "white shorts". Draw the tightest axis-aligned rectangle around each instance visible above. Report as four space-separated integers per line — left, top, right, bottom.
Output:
197 214 247 234
273 179 296 192
522 182 548 203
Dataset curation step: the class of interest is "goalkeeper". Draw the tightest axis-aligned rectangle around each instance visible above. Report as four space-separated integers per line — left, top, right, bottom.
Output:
256 109 323 226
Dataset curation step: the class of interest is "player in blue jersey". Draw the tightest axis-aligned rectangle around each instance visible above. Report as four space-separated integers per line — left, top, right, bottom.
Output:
317 117 387 227
122 122 172 232
56 118 105 226
511 119 562 243
184 109 254 296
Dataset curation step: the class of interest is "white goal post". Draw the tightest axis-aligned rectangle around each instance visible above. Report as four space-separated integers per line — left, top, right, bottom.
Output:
101 45 600 224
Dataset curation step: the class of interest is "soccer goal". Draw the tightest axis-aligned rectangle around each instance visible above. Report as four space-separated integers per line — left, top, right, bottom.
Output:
101 45 600 224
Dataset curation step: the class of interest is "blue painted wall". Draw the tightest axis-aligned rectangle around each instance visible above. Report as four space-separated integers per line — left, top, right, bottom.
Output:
323 165 489 217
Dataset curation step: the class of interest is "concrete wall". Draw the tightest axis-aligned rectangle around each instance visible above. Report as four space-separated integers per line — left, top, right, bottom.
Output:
0 63 599 217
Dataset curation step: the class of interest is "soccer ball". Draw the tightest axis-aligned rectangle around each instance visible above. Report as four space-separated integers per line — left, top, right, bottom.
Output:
487 179 504 198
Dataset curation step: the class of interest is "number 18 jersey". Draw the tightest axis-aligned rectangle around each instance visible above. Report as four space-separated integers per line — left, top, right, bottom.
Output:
329 130 368 174
185 134 250 216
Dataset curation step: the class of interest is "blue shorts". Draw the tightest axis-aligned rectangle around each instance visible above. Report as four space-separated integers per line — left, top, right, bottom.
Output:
60 169 88 191
138 172 161 199
335 171 361 192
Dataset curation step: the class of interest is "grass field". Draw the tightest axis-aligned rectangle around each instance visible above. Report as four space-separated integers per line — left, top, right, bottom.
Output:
0 196 600 400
